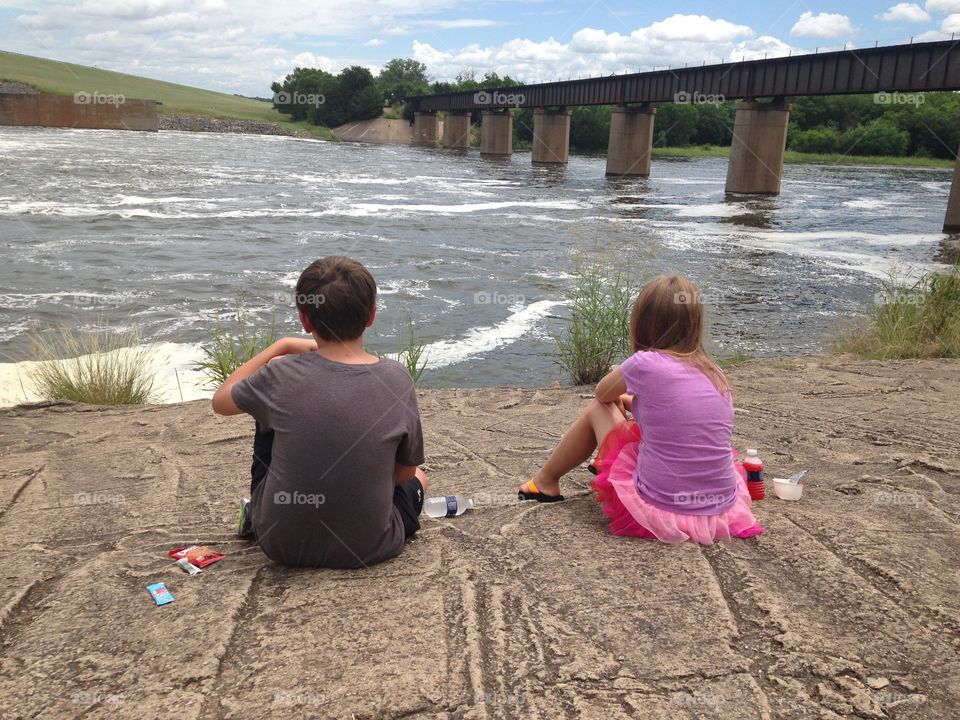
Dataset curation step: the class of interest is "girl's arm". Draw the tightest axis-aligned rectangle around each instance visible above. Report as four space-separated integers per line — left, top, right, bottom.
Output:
595 366 627 403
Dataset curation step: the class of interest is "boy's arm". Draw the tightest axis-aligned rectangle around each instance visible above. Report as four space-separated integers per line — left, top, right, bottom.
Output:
211 338 316 416
595 366 627 403
394 464 418 486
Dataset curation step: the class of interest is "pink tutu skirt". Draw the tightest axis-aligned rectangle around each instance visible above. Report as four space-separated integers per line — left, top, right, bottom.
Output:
590 421 764 544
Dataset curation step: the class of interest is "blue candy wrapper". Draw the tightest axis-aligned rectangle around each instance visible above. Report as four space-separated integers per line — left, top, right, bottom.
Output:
147 582 174 606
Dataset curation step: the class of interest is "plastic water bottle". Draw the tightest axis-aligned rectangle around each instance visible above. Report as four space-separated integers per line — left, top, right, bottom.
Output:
743 449 765 501
424 496 474 518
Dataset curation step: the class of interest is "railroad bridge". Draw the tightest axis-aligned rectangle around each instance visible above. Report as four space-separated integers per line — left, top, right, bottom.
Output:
406 39 960 232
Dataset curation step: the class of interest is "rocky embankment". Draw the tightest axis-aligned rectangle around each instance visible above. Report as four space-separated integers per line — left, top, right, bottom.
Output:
0 82 38 94
158 114 308 137
1 356 959 717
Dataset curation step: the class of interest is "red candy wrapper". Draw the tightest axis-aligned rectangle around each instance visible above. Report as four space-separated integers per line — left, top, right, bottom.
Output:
168 545 225 568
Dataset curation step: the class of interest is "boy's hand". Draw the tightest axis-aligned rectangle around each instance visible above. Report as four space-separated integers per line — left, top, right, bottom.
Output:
276 337 318 356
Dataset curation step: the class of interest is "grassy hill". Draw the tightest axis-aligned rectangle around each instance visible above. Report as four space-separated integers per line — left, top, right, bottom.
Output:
0 50 332 137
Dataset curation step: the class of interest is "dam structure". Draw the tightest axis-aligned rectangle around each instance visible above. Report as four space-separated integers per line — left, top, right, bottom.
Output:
406 40 960 232
0 91 158 132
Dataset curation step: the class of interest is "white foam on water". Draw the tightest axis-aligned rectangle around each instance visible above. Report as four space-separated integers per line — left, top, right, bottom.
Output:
920 180 951 194
676 203 746 218
657 177 725 186
339 177 405 185
0 291 141 309
409 175 518 187
377 278 431 298
109 195 218 206
350 199 585 214
0 341 211 408
0 301 560 405
416 300 564 368
431 242 521 257
729 228 945 278
842 198 896 210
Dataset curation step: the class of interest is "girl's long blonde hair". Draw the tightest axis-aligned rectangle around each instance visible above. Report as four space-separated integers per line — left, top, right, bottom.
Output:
629 275 730 395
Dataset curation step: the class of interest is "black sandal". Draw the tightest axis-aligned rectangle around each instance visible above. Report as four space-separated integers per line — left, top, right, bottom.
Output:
517 480 565 503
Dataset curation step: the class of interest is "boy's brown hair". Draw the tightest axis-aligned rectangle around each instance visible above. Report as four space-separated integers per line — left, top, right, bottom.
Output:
295 256 377 341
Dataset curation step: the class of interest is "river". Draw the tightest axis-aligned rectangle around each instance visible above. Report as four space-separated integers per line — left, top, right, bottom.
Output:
0 126 954 401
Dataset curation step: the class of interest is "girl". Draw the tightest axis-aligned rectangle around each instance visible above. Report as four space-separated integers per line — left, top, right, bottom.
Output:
518 275 763 544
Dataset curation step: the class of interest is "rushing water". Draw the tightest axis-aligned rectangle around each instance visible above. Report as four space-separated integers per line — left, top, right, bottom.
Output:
0 126 955 393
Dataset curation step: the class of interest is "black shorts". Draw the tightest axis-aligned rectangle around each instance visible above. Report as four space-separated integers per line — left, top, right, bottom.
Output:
393 478 424 539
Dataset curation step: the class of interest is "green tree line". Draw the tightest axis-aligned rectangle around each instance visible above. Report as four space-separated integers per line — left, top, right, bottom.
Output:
272 56 960 158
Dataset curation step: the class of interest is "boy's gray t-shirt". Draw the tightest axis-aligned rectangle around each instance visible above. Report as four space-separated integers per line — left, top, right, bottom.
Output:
231 352 424 569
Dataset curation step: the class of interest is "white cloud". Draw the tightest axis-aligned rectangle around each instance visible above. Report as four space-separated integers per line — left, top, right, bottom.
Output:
421 18 503 29
927 0 960 13
410 15 804 84
729 35 798 62
790 11 854 38
644 14 753 42
0 3 817 96
913 28 952 40
942 12 960 30
7 0 453 93
287 52 338 72
879 3 931 22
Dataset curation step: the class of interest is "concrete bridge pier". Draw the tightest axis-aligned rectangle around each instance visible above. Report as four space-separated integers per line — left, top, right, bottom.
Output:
944 148 960 232
480 110 513 157
532 108 571 164
606 105 656 176
442 111 472 149
413 111 440 146
725 101 792 195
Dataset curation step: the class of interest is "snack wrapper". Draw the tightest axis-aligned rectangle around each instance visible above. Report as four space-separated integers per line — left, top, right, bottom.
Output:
168 545 225 568
176 558 202 575
147 582 174 606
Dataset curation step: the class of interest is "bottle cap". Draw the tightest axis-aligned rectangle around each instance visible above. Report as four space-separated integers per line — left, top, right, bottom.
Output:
746 448 758 456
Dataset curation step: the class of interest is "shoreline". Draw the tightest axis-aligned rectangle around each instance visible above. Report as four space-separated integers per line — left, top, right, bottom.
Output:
2 351 956 409
0 341 212 408
143 115 956 169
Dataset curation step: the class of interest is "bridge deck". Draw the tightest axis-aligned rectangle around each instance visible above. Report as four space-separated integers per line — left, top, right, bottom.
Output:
409 40 960 112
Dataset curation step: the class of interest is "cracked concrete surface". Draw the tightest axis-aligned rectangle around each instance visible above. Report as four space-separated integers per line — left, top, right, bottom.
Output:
0 356 958 719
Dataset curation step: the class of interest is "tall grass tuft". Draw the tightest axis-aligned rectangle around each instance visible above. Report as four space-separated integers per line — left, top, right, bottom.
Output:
555 258 635 385
396 316 428 385
27 326 156 405
716 352 752 369
834 264 960 359
194 307 276 387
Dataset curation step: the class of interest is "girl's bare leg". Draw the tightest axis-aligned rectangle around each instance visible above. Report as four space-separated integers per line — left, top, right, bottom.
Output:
522 400 626 496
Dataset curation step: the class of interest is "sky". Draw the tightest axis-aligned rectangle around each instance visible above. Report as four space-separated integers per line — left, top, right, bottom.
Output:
2 0 960 96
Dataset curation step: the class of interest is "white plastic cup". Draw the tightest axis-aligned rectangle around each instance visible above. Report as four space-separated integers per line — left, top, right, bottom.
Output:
772 478 803 501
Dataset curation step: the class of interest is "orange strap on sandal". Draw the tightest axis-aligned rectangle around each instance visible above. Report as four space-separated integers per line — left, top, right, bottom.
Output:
517 480 565 503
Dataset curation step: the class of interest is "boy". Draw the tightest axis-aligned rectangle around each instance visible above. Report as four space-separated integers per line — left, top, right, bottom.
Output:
212 256 428 568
